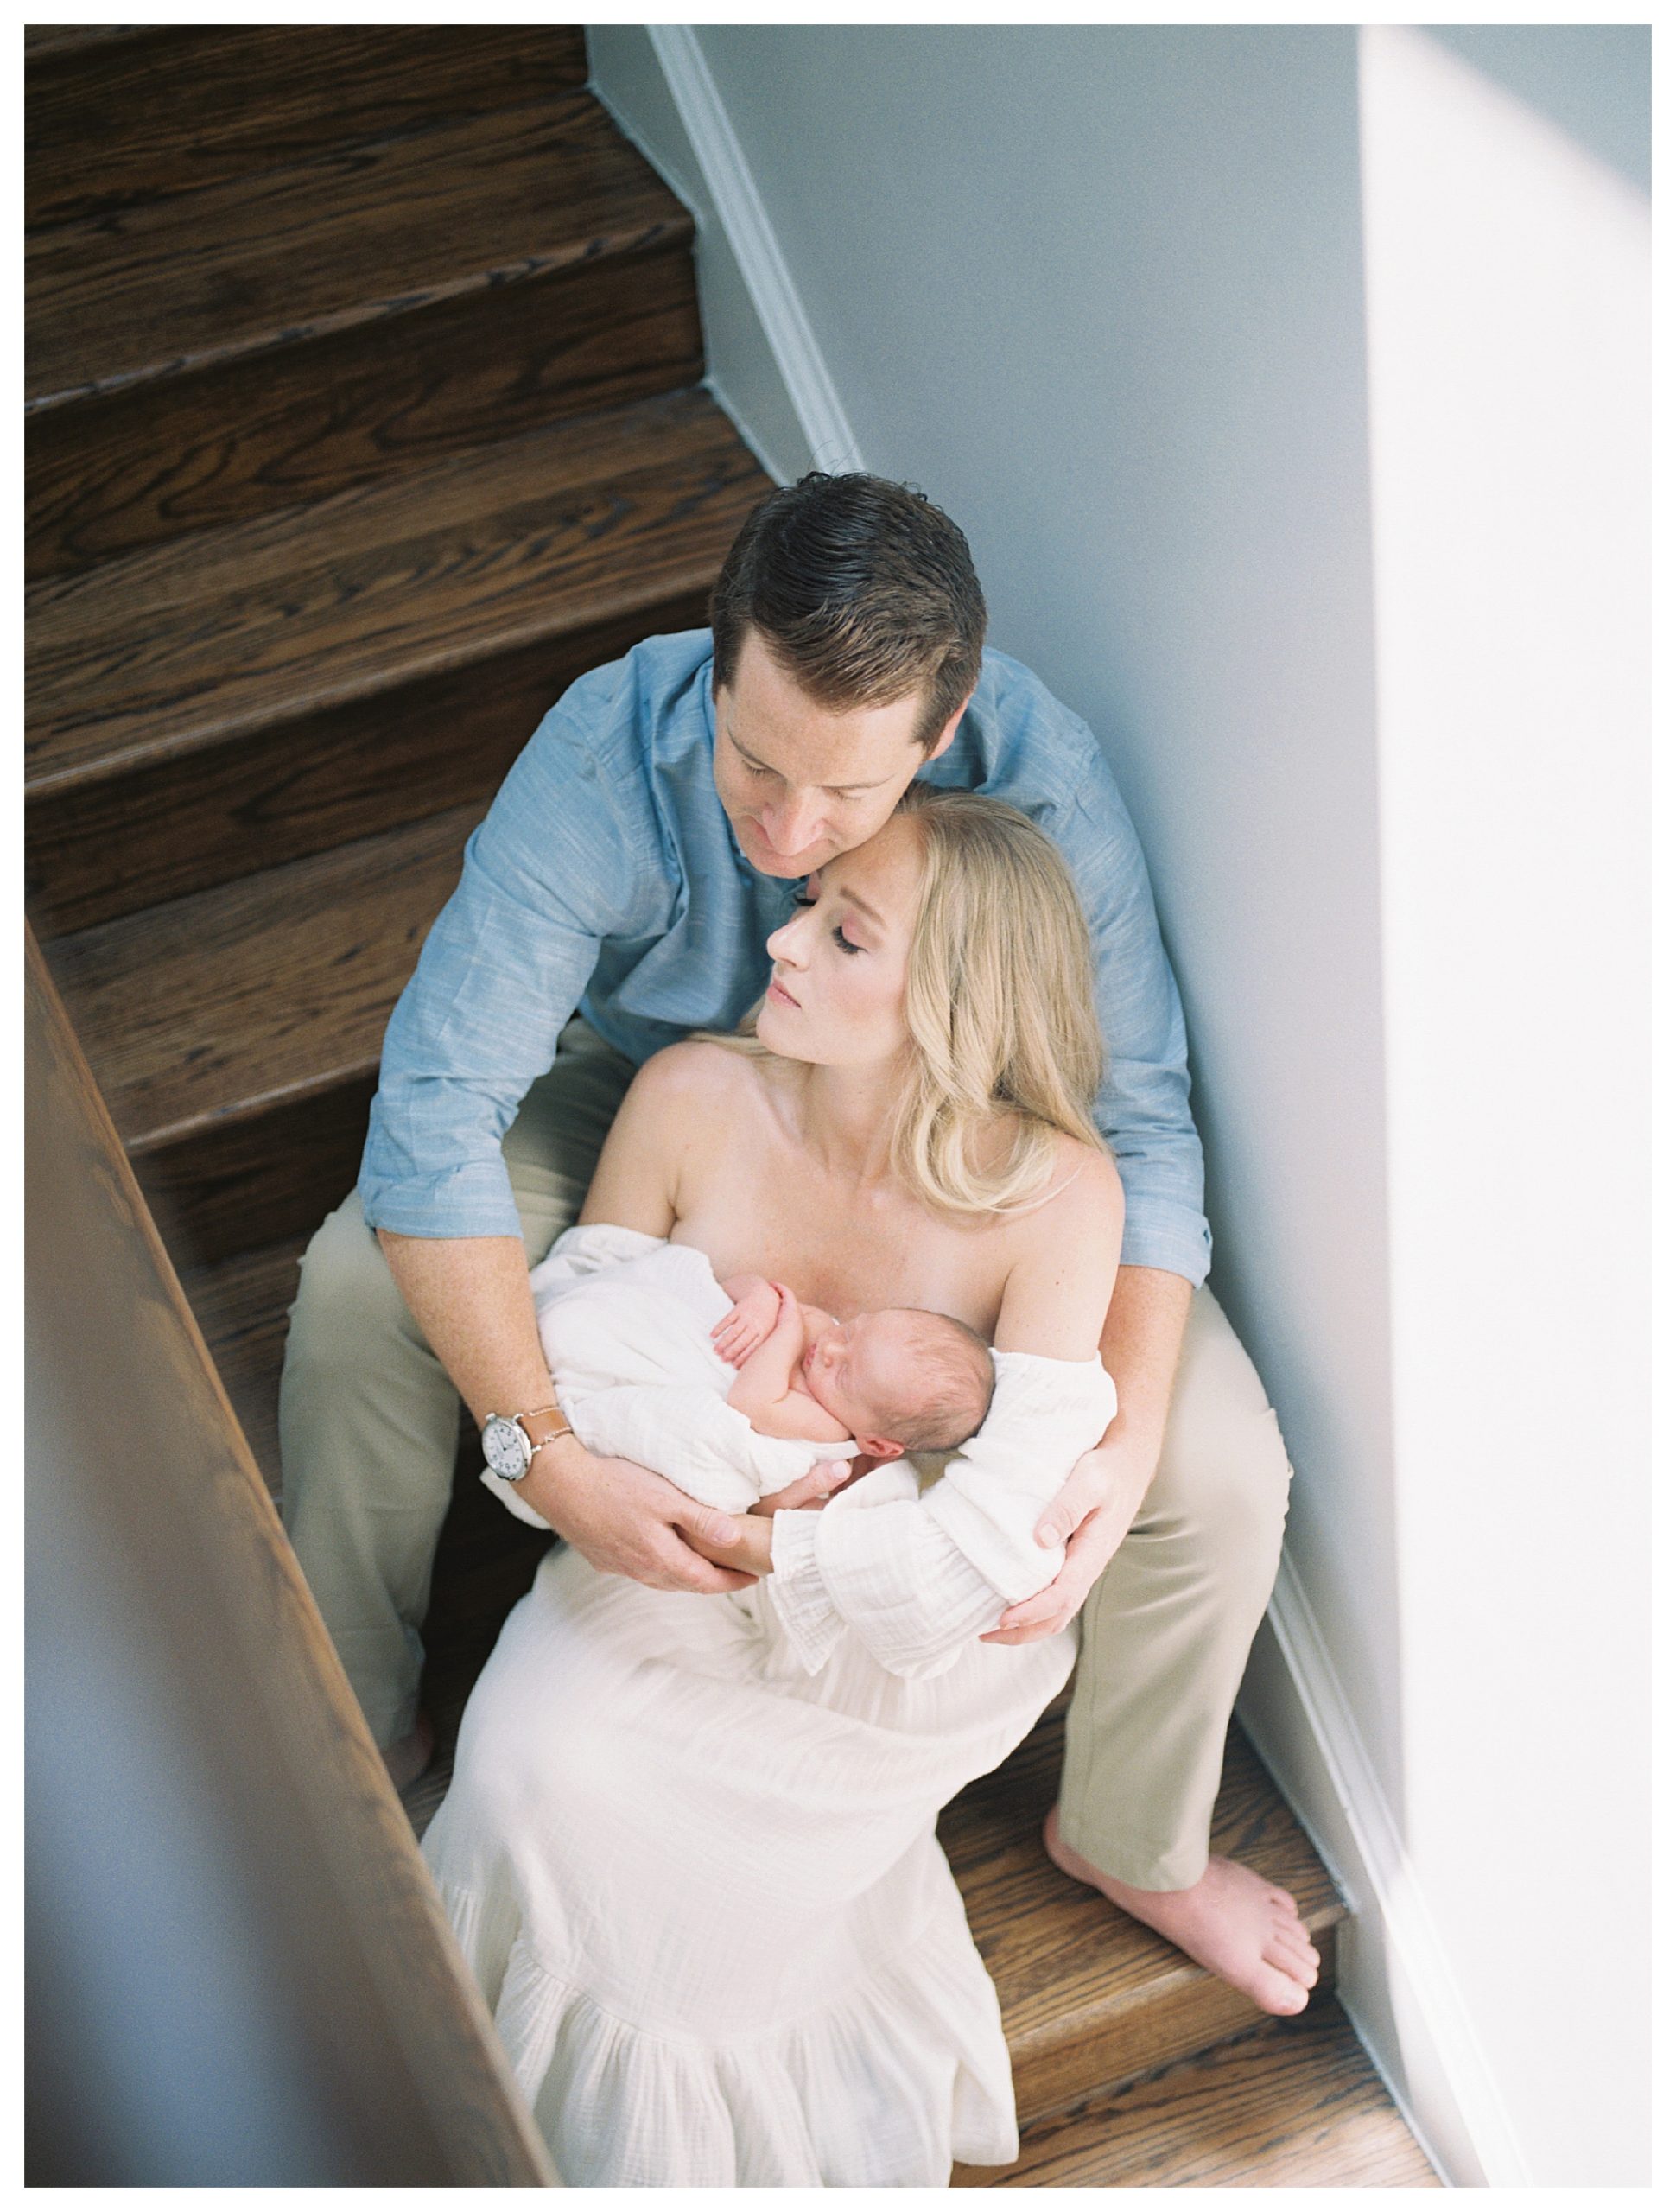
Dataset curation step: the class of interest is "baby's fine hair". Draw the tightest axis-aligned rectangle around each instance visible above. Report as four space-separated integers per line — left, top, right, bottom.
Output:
874 1309 995 1454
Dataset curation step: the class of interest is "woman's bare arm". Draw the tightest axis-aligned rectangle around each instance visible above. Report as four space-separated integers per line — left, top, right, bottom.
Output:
990 1142 1126 1358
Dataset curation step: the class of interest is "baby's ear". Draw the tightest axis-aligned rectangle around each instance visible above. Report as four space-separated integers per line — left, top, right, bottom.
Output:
857 1435 905 1462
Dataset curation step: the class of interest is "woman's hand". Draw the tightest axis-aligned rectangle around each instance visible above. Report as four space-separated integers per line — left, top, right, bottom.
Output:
712 1275 785 1368
686 1509 774 1577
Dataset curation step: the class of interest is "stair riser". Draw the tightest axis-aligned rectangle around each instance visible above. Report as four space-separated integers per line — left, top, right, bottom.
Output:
136 1076 381 1269
28 241 702 581
28 590 713 936
1010 1919 1339 2127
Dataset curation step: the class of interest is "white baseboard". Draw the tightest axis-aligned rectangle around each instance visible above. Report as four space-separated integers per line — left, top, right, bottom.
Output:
646 26 865 477
1239 1547 1533 2188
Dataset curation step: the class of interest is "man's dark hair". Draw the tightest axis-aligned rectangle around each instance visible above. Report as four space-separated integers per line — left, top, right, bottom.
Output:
710 473 987 748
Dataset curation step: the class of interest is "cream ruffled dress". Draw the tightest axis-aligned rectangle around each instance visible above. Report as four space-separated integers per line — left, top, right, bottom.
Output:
422 1303 1116 2188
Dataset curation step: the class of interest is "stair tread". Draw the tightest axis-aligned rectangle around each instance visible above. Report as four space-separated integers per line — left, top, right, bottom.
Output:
27 389 769 797
28 27 587 228
955 1999 1438 2187
46 808 480 1153
941 1707 1343 2067
25 25 165 63
27 90 689 410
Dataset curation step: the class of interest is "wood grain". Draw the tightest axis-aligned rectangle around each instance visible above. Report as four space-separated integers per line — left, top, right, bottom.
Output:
28 598 710 938
26 927 558 2184
23 24 169 64
29 389 764 793
28 93 685 410
28 239 703 580
27 398 767 934
939 1704 1344 2121
28 27 587 228
135 1071 381 1270
955 2002 1440 2187
46 806 475 1153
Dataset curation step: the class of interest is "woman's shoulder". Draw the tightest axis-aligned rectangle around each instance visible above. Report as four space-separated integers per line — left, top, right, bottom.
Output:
1030 1132 1123 1231
625 1037 784 1123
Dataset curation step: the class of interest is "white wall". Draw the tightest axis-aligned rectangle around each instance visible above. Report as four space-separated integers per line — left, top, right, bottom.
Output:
591 23 1649 2184
1357 27 1650 2185
587 24 815 485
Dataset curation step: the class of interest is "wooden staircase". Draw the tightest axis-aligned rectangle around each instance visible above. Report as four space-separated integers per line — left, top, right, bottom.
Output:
24 25 1435 2189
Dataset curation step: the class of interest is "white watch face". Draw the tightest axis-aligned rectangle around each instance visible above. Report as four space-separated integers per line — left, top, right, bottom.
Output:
483 1416 529 1481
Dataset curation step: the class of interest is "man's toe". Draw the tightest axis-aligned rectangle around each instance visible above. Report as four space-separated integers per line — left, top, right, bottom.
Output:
1251 1962 1311 2014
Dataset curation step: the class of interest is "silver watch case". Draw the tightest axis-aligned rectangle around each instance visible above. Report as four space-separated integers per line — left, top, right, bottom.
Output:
482 1413 532 1482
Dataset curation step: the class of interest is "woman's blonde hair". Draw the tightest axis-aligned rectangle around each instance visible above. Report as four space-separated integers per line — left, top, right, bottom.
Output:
727 785 1107 1217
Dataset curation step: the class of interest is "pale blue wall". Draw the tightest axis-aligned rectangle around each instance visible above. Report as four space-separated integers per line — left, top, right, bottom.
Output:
669 21 1405 1807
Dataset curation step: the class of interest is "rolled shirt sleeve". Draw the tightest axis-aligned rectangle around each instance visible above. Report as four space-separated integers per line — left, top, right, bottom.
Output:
358 680 664 1238
1071 781 1212 1284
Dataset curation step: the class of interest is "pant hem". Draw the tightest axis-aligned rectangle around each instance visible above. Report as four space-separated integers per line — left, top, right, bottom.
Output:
1056 1802 1210 1894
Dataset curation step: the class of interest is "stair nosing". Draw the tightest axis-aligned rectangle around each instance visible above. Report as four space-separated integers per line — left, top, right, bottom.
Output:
125 1057 384 1156
57 800 485 1152
27 219 694 416
1003 1894 1347 2063
26 554 727 802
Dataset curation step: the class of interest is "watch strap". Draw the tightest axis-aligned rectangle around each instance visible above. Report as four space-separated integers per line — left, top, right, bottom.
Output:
517 1405 572 1458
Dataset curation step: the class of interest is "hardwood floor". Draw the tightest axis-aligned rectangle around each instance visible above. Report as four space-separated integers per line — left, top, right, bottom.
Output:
958 2004 1439 2188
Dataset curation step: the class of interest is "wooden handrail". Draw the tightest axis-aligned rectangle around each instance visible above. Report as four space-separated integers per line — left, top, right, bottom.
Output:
24 926 559 2186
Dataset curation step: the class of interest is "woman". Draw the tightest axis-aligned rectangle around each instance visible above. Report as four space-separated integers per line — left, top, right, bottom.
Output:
422 787 1125 2186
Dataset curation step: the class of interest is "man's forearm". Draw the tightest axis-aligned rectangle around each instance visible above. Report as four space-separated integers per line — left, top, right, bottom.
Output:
377 1230 554 1427
1098 1264 1194 1510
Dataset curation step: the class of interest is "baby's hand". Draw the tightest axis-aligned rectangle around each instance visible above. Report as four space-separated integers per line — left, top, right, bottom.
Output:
712 1276 785 1368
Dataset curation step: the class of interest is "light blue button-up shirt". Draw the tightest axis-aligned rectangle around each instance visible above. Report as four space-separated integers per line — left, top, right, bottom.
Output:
359 630 1211 1285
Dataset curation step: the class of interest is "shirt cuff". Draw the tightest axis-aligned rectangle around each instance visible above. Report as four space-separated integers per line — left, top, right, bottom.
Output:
1115 1198 1214 1286
358 1162 526 1241
478 1465 551 1530
765 1510 844 1674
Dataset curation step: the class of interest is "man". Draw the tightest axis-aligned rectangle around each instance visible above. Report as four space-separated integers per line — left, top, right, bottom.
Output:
280 474 1314 2016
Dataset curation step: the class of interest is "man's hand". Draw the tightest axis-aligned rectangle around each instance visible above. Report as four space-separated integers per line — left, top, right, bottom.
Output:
979 1437 1153 1645
711 1275 785 1368
517 1432 756 1592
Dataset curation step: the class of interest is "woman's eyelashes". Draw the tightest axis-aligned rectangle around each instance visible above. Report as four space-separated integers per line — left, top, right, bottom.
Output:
791 889 863 954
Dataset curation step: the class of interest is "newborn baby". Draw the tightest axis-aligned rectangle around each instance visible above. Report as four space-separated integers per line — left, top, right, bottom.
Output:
711 1272 995 1461
486 1224 994 1526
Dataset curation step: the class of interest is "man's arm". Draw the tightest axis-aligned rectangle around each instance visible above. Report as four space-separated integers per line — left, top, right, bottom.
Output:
981 1262 1190 1644
378 1228 753 1592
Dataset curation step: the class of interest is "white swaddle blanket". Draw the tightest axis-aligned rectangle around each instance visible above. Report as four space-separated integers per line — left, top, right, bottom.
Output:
486 1224 860 1524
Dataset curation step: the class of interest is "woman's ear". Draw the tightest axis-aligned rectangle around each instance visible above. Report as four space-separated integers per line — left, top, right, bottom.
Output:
856 1435 905 1462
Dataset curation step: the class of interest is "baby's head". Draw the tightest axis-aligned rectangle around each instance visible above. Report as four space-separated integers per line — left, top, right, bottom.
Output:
802 1306 994 1459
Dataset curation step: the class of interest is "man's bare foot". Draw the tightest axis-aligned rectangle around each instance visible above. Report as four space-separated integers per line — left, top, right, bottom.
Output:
1043 1803 1319 2016
381 1713 434 1795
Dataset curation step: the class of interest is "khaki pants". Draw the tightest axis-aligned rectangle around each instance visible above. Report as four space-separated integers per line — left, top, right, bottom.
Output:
280 1020 1291 1891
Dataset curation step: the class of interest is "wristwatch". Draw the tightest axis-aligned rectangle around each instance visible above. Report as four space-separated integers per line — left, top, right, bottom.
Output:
482 1404 572 1483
